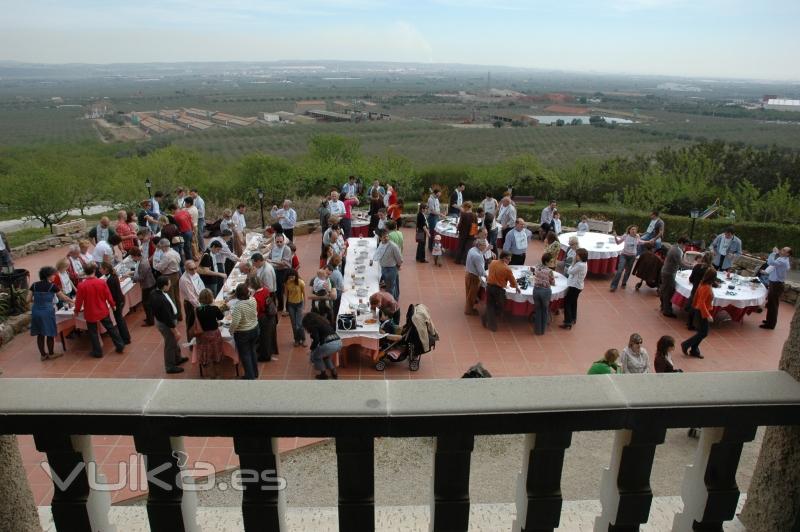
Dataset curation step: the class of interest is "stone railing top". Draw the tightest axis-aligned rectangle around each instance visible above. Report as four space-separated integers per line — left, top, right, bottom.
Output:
1 372 799 437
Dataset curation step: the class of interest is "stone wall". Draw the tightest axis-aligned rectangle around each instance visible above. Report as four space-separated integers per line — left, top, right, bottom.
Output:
0 314 31 350
10 232 86 259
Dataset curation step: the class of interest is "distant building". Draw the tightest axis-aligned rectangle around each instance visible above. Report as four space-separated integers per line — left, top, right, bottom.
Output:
295 100 326 114
262 113 280 122
307 109 352 122
86 100 111 119
765 98 800 111
211 112 257 127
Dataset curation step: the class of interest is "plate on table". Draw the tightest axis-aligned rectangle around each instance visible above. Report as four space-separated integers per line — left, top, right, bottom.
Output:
355 265 366 273
357 240 368 246
356 288 369 297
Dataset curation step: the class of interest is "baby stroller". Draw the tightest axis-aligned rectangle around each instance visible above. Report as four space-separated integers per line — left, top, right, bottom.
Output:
374 303 438 371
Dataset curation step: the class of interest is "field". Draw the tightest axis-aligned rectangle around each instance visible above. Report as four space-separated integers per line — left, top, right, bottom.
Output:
174 120 692 167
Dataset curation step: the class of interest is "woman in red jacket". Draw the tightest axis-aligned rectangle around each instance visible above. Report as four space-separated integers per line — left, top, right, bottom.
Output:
681 267 716 359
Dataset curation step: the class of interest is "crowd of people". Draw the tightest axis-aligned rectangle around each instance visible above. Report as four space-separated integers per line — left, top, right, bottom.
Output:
19 177 793 381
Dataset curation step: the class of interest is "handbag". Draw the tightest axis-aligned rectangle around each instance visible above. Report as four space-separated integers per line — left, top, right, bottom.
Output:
415 230 426 243
189 310 203 340
337 313 357 331
266 295 278 317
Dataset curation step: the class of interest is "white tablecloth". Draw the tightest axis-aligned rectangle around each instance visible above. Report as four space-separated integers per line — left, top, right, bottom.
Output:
497 266 569 304
336 237 383 341
674 270 767 309
558 231 624 260
215 233 266 345
435 217 459 239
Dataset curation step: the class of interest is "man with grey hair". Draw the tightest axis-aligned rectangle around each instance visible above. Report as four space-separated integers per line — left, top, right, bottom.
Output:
464 239 489 315
179 259 205 337
153 238 183 320
66 244 89 286
271 199 297 242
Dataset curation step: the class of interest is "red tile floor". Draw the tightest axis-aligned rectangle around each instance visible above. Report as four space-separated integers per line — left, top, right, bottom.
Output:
3 229 792 505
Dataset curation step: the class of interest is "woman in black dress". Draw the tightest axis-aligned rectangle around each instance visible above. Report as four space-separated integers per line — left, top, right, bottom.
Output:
99 262 132 345
28 266 73 360
415 203 430 263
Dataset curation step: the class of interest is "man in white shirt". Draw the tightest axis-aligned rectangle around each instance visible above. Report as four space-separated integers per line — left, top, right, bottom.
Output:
367 180 385 198
481 194 498 217
268 234 293 311
189 188 206 251
328 190 346 219
502 218 532 265
153 239 183 320
539 200 557 240
250 252 276 293
179 259 206 337
92 234 120 266
175 187 188 209
426 189 446 252
270 199 298 242
497 196 517 244
231 204 247 255
341 176 357 198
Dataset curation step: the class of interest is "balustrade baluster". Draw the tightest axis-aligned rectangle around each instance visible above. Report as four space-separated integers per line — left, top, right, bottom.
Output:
595 427 666 531
431 433 474 532
133 433 194 532
336 435 375 531
513 431 572 532
673 425 757 531
233 435 286 532
34 434 98 532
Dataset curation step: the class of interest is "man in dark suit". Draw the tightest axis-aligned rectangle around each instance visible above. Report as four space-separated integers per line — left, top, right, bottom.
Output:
449 182 465 216
149 276 188 374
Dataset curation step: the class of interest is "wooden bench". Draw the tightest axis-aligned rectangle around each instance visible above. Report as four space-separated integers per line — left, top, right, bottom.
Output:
512 195 535 205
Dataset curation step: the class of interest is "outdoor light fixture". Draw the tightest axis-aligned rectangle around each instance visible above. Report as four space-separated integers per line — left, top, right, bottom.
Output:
257 188 265 229
689 208 700 240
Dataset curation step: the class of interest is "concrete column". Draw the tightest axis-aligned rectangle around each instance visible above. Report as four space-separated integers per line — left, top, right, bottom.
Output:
0 435 40 532
740 301 800 531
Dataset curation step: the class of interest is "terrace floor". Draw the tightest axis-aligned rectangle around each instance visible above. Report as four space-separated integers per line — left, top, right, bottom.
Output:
2 228 792 505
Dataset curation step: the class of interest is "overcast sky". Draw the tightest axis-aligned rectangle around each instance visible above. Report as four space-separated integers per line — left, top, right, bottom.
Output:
0 0 798 80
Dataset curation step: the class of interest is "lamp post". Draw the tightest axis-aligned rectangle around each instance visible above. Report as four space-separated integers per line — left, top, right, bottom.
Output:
257 188 265 229
145 178 152 199
689 208 700 241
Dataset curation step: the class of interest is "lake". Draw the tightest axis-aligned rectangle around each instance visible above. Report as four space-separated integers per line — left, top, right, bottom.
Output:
528 115 634 125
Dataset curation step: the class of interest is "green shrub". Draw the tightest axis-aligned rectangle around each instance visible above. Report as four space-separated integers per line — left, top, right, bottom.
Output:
516 205 799 254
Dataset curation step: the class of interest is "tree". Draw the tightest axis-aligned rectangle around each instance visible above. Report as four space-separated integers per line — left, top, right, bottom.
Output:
231 153 298 206
1 165 75 231
562 160 601 208
308 134 361 166
555 119 565 126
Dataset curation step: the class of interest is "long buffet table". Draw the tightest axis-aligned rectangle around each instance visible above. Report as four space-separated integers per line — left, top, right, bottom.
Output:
336 237 383 356
55 261 143 346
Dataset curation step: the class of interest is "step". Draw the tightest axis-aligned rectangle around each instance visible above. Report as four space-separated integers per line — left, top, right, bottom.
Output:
38 496 746 531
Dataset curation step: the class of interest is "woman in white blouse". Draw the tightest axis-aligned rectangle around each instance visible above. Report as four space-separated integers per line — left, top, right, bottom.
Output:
560 248 588 330
619 333 650 374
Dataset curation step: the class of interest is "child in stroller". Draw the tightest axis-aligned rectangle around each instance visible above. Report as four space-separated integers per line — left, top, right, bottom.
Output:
374 303 438 371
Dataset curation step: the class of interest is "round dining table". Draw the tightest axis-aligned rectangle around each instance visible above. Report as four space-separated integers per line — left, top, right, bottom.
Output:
671 270 767 323
558 231 624 275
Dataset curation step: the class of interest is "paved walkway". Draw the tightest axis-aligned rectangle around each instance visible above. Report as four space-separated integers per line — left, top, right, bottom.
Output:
38 497 747 531
3 228 793 505
0 205 110 233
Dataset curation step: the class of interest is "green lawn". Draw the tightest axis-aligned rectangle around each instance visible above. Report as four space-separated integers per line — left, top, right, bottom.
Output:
6 227 51 247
